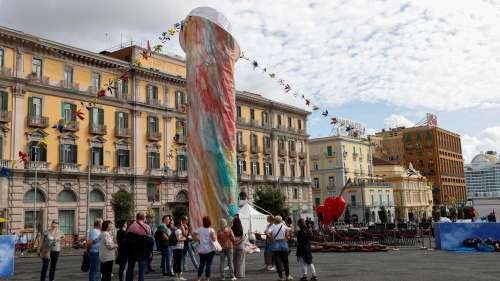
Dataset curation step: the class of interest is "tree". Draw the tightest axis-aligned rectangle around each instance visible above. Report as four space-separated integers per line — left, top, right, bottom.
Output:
111 190 134 226
344 206 351 224
378 206 388 223
449 207 457 221
253 188 290 219
457 207 464 220
440 206 447 218
173 205 188 221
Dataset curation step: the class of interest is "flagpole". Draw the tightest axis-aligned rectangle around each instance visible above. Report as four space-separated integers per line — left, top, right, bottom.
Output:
33 145 38 239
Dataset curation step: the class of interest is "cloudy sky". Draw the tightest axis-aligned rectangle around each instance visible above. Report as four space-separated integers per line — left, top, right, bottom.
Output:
1 0 500 162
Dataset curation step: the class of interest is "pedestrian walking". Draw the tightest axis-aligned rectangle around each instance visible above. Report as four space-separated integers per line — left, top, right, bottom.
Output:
296 218 318 281
268 216 292 281
99 220 118 281
218 218 236 281
87 218 103 281
39 220 64 281
231 217 246 278
180 216 199 271
264 215 275 271
125 213 154 281
155 215 173 277
172 219 187 281
193 216 218 281
116 221 128 281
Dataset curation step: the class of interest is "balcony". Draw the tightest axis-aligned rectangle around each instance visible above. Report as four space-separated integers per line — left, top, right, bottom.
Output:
291 177 301 183
87 86 98 95
90 165 109 174
27 73 49 84
0 110 11 122
261 122 272 129
0 66 12 77
59 80 79 91
263 146 271 155
250 145 259 154
174 134 187 145
288 127 296 133
147 130 161 141
147 168 164 177
250 119 260 127
147 98 161 107
89 123 107 135
238 173 250 181
251 174 264 181
289 150 297 158
59 119 79 131
28 116 49 128
278 148 286 157
279 176 291 182
236 116 247 125
115 166 131 175
264 175 278 182
297 128 306 135
0 160 12 168
59 163 81 173
115 127 131 138
26 161 51 171
116 89 129 101
301 177 312 184
177 170 187 178
237 143 247 153
298 151 306 159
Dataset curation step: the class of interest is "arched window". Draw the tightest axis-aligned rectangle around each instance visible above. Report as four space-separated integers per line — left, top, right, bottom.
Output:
89 190 105 202
23 189 46 203
175 190 188 203
239 191 248 201
57 190 77 202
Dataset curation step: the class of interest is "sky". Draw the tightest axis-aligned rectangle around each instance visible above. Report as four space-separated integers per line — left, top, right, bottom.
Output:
1 0 500 163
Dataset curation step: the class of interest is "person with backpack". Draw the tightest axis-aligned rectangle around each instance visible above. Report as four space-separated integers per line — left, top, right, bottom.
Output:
87 218 102 281
172 219 187 281
155 215 173 277
125 213 154 281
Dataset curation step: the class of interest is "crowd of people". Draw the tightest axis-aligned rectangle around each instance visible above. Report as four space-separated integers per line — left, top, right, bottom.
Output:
33 212 319 281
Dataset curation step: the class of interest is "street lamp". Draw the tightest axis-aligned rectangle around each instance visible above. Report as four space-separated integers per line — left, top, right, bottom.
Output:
31 144 39 239
86 145 92 236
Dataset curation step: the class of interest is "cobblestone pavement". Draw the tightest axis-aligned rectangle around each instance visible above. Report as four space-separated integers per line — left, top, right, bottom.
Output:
8 249 500 281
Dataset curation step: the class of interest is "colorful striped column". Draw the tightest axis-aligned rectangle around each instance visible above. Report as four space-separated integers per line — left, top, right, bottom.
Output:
180 7 240 230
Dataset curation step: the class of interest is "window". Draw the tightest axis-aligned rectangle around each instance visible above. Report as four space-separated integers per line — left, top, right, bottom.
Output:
32 58 43 79
28 96 43 118
89 190 105 202
57 190 77 202
315 197 321 206
236 105 242 118
290 162 296 177
263 136 271 149
24 211 43 232
289 140 296 152
293 188 298 199
313 162 319 170
91 72 100 90
147 151 160 169
147 183 160 202
147 85 158 104
88 209 103 230
237 131 243 146
0 91 8 113
29 141 47 162
60 144 77 163
117 149 130 167
63 65 73 84
288 116 292 128
177 155 187 171
405 134 412 142
148 116 159 133
300 164 305 177
298 119 302 130
327 146 333 156
91 107 104 125
250 108 255 120
277 115 282 126
250 134 258 148
279 162 285 176
379 194 383 206
416 132 422 141
175 91 185 109
61 102 76 122
264 162 272 176
328 176 335 187
278 139 285 151
313 178 319 189
91 147 103 166
261 111 268 125
251 160 260 175
117 79 128 95
23 189 46 203
425 131 432 141
237 159 247 175
0 48 4 67
351 195 356 207
116 112 129 129
58 210 75 235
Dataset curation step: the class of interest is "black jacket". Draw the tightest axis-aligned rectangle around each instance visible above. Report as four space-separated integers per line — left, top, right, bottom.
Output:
296 229 313 264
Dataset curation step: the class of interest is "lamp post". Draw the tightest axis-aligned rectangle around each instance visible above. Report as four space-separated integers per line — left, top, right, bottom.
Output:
86 145 92 236
32 145 38 239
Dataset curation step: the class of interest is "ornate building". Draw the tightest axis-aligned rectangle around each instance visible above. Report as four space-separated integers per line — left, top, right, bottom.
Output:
0 27 312 236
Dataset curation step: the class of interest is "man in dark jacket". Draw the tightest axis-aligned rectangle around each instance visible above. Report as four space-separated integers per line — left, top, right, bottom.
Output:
154 215 173 277
125 213 153 281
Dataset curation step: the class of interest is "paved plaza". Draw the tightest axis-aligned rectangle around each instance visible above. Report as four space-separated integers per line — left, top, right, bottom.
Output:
8 249 500 281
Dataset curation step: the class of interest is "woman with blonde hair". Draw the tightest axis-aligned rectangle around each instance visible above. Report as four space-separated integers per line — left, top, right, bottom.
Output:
218 218 236 280
268 216 292 281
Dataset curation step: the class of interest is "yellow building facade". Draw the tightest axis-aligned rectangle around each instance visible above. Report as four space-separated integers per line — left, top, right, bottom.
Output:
0 27 312 236
309 135 372 206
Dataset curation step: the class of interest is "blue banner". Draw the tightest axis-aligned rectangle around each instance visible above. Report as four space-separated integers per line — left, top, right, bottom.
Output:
0 235 15 277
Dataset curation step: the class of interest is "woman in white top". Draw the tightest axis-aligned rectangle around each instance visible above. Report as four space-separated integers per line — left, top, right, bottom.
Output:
173 219 187 281
268 216 292 281
99 220 117 281
193 216 218 281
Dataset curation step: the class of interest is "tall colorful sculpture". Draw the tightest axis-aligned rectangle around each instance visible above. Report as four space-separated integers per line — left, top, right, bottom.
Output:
180 7 240 229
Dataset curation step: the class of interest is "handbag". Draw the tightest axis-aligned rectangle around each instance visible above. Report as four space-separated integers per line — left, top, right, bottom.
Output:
270 225 289 252
212 239 223 252
81 251 90 272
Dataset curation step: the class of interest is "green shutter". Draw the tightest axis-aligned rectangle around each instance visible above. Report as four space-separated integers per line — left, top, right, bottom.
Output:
115 112 119 128
70 104 76 121
71 145 77 163
154 86 158 100
40 145 47 162
59 144 64 163
98 108 104 125
1 91 8 111
90 108 94 124
124 113 129 128
28 96 34 117
175 91 178 108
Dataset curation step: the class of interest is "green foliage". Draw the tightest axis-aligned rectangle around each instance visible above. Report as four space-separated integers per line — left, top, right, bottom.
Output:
253 188 290 219
449 207 457 221
173 205 188 221
344 205 351 224
440 206 448 218
378 206 388 223
111 190 134 226
457 207 464 220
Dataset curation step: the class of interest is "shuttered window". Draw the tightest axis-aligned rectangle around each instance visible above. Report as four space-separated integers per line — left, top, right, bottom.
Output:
0 91 8 111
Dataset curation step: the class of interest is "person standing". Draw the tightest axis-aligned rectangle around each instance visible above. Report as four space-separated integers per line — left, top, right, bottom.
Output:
193 216 218 281
155 215 173 277
18 231 28 256
231 217 246 278
116 221 128 281
87 219 103 281
99 220 118 281
172 219 187 281
145 214 155 273
180 216 199 271
218 218 236 281
268 216 292 281
296 218 318 281
264 215 275 271
125 213 153 281
39 220 63 281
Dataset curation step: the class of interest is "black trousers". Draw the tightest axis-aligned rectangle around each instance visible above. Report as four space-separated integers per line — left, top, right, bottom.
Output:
173 249 184 274
118 259 127 281
101 261 113 281
40 251 59 281
273 250 290 279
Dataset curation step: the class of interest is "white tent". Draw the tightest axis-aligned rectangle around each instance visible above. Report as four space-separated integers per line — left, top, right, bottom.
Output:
238 203 269 238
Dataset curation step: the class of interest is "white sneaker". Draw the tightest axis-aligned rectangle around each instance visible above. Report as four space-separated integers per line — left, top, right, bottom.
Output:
179 277 187 281
286 276 294 280
268 266 276 271
231 277 237 281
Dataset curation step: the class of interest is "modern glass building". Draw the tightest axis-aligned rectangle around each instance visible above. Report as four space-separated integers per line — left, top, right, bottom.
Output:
465 151 500 198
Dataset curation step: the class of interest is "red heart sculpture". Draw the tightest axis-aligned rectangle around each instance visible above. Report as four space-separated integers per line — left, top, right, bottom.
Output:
331 196 346 219
320 196 346 224
316 205 325 216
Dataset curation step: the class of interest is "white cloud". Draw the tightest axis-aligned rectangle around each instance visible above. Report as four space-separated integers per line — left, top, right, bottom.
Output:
462 127 500 163
383 114 414 129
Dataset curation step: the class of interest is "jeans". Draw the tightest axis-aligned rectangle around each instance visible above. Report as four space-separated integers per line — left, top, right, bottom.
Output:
40 251 59 281
125 257 148 281
233 247 246 278
100 261 113 281
161 247 172 274
198 251 215 278
182 241 199 271
274 250 290 279
220 248 235 279
173 249 184 274
89 251 100 281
